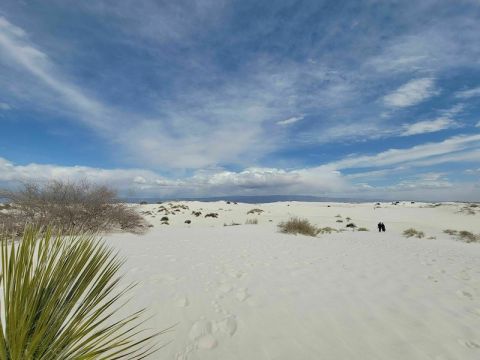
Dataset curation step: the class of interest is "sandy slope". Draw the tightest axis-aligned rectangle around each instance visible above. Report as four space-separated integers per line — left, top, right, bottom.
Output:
105 201 480 360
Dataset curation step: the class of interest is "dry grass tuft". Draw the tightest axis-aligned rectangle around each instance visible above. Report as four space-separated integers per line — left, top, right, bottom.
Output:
247 208 264 215
403 228 425 238
278 217 319 237
245 218 258 225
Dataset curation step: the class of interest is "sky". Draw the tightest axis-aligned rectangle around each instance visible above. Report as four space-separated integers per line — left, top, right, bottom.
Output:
0 0 479 201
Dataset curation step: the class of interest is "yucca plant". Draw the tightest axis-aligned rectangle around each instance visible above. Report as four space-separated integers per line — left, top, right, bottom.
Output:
0 227 165 359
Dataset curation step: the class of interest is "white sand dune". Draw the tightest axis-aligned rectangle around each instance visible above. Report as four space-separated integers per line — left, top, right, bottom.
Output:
105 201 480 359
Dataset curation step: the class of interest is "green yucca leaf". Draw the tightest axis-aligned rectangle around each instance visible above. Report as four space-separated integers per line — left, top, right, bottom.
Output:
0 226 168 360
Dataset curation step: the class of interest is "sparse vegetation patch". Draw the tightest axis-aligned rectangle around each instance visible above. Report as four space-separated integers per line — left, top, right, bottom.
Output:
403 228 425 239
0 180 147 236
247 208 264 215
278 217 320 237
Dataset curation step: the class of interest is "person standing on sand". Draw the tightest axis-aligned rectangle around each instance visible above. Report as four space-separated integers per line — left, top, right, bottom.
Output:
381 223 386 232
377 222 382 232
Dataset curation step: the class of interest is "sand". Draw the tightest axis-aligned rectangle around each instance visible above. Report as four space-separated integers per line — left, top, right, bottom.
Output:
104 201 480 359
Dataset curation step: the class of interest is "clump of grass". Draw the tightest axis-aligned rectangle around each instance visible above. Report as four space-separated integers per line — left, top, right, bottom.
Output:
336 219 343 223
458 230 479 243
443 229 458 236
443 229 479 243
345 223 356 229
245 218 258 225
317 227 337 234
278 217 319 237
0 226 164 359
247 208 264 215
403 228 425 238
346 217 352 221
357 227 369 231
205 213 218 218
334 214 342 218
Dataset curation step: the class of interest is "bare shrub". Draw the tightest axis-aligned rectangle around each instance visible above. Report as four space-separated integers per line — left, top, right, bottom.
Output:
346 223 356 229
245 218 258 225
0 180 147 235
278 217 319 237
403 228 425 238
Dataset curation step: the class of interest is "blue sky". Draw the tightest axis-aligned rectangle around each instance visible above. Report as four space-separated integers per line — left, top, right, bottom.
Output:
0 0 479 200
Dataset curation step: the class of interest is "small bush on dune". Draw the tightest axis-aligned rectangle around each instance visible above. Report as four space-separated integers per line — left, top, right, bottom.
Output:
0 226 164 359
278 217 319 237
0 180 147 236
317 227 337 234
443 229 479 243
458 230 479 243
403 228 425 238
247 208 264 215
245 218 258 225
346 223 356 229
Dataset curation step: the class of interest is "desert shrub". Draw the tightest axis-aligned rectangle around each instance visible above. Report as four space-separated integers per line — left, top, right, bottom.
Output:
185 219 191 224
0 180 147 236
0 226 164 359
334 214 342 218
278 217 319 237
346 217 351 221
191 211 202 217
346 223 356 229
336 219 343 223
160 216 169 222
443 229 458 236
317 227 337 234
247 208 264 215
458 230 479 243
443 229 479 243
205 213 218 218
357 227 369 231
403 228 425 238
245 218 258 225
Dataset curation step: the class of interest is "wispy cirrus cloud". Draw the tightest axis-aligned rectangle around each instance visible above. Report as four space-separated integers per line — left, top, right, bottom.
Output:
383 78 437 108
276 115 304 126
455 86 480 99
401 117 459 136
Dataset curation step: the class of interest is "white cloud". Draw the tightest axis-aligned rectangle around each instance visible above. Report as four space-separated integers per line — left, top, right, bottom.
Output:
276 115 304 126
332 134 480 169
401 117 458 136
455 86 480 99
383 78 437 108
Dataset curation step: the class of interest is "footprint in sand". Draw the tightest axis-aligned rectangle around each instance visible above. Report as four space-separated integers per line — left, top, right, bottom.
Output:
218 317 238 336
458 339 480 349
189 320 218 350
235 288 250 302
